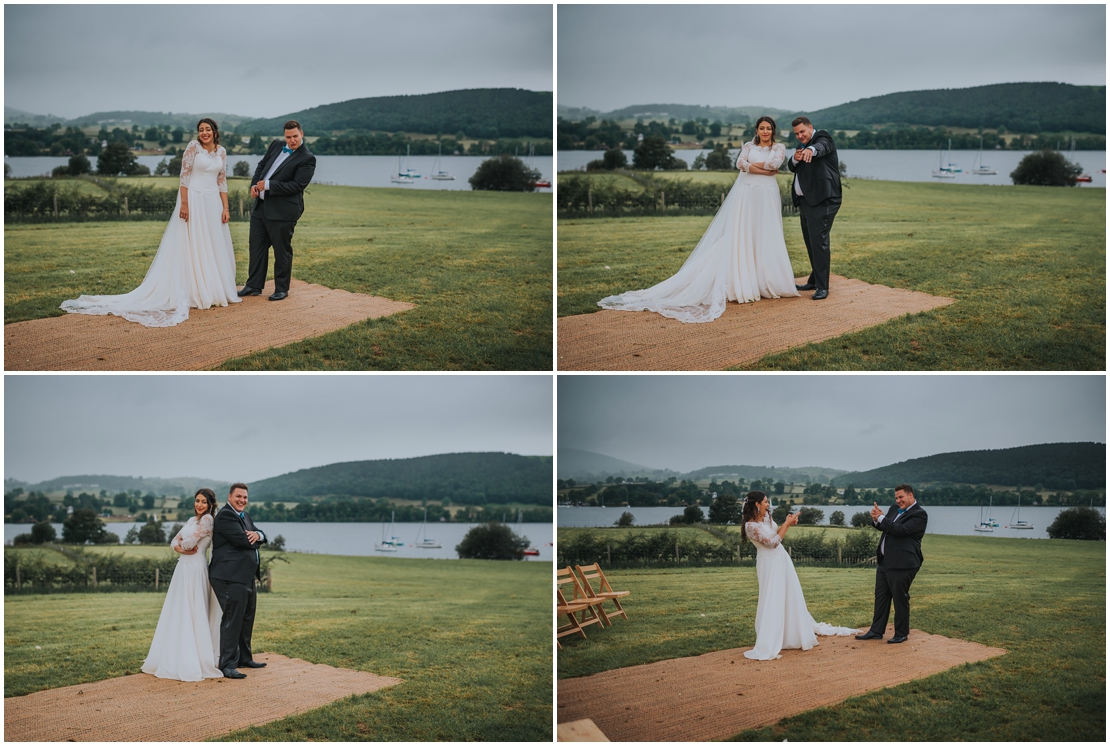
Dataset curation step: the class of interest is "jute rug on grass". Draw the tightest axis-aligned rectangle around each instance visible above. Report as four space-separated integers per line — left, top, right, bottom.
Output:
558 274 954 370
5 280 416 371
557 625 1007 742
4 652 403 742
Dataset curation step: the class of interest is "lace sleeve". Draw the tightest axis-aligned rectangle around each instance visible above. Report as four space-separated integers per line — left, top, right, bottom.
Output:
745 520 782 549
217 147 228 193
767 143 786 171
180 141 199 188
736 142 751 172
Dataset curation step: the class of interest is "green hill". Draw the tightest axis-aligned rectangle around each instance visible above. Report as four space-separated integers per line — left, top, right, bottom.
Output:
681 464 848 484
834 442 1105 489
4 475 230 497
247 452 552 506
242 88 552 139
796 82 1105 134
558 103 792 124
558 448 659 480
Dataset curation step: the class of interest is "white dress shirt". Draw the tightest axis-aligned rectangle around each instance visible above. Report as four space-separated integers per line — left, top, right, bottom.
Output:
258 145 297 199
794 131 818 196
877 500 915 556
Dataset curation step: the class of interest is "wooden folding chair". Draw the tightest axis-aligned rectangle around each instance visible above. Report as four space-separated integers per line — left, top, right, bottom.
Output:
575 563 630 625
557 567 605 647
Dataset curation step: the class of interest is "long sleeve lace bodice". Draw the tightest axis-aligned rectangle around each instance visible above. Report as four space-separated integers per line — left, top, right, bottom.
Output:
737 142 786 173
745 517 782 549
174 514 214 551
179 141 228 192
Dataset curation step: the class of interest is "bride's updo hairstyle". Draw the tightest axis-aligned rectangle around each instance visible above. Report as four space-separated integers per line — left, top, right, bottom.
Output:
196 118 221 147
195 488 217 518
752 116 777 146
740 491 768 543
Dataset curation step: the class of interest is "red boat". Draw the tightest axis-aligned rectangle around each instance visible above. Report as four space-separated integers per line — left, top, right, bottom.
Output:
523 548 540 556
1077 174 1093 182
534 180 551 188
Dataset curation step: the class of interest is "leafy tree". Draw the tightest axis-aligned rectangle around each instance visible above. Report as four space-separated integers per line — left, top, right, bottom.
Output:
1046 505 1106 540
682 505 704 524
455 522 529 560
772 503 792 524
851 511 872 528
144 127 160 141
62 508 118 544
67 154 91 176
468 154 540 192
603 148 627 170
707 493 741 524
172 126 185 143
704 144 732 170
233 160 251 178
5 162 12 178
269 534 286 551
138 518 166 545
1010 150 1083 187
796 507 824 525
30 521 56 544
829 510 846 526
142 494 155 509
96 141 140 176
633 136 687 170
112 493 129 508
774 481 786 495
615 511 635 527
123 525 140 544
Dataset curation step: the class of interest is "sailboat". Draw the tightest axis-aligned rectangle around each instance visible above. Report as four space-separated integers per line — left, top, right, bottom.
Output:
526 143 551 188
429 142 454 180
932 138 959 178
1007 493 1034 530
374 511 403 551
390 145 419 184
414 507 441 548
519 508 540 556
974 497 994 533
970 135 996 174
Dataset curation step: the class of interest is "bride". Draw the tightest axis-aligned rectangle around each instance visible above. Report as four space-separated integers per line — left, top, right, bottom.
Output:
141 489 223 680
741 491 858 660
598 116 799 323
61 118 240 327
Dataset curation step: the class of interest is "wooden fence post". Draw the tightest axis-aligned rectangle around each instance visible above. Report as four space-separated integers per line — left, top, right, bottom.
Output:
123 196 129 218
606 545 611 565
238 197 244 218
155 568 159 591
661 190 666 211
675 544 680 561
267 568 273 592
91 566 97 588
15 563 20 589
737 546 741 562
587 188 593 214
53 194 59 218
838 546 842 564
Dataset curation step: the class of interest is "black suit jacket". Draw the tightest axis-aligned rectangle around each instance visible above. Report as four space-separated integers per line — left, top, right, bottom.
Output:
208 504 267 585
250 140 317 222
786 129 842 207
872 502 927 570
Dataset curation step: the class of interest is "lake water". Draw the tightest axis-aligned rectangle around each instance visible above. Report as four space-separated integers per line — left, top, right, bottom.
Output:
556 149 1106 188
4 154 553 192
4 521 554 561
557 505 1105 540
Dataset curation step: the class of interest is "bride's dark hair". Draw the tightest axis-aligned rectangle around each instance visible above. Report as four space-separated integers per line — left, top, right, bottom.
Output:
194 488 217 518
752 116 777 146
196 118 221 147
740 491 768 543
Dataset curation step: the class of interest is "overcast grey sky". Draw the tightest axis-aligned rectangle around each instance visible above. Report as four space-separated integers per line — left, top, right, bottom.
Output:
6 376 552 484
5 5 553 119
558 376 1105 473
559 5 1105 112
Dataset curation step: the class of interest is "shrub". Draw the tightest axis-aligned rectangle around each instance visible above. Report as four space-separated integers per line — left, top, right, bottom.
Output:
137 521 166 545
851 511 873 528
633 136 687 170
682 505 704 524
455 522 529 560
67 154 91 176
30 521 56 544
1010 149 1083 186
615 512 634 527
62 509 119 544
603 148 627 169
1046 505 1106 540
829 510 846 526
468 154 540 192
233 160 251 178
269 534 286 551
795 507 824 525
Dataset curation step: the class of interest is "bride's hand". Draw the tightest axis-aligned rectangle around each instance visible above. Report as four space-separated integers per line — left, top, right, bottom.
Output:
221 209 230 224
179 203 189 221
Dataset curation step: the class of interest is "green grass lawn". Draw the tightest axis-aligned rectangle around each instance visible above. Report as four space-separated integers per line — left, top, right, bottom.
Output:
557 531 1105 741
5 547 552 741
5 182 553 370
557 176 1105 370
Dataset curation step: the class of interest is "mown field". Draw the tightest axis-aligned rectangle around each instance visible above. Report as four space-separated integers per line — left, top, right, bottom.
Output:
557 175 1105 370
5 180 553 370
556 530 1104 741
5 546 551 741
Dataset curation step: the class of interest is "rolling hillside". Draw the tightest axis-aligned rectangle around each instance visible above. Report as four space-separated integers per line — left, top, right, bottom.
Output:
558 103 792 124
247 452 551 505
4 475 231 497
558 448 660 480
834 442 1105 489
681 464 849 484
242 88 552 139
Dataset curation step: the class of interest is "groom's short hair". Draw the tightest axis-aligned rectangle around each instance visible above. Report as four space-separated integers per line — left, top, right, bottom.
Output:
792 116 812 128
229 482 248 495
283 120 303 133
894 483 914 496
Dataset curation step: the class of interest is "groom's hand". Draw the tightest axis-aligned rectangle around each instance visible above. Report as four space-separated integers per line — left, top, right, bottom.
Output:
793 148 805 162
870 502 883 521
245 530 261 544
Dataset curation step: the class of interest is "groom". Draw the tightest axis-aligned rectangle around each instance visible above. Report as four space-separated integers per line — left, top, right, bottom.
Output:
208 483 268 679
239 120 317 302
856 483 927 644
787 117 841 300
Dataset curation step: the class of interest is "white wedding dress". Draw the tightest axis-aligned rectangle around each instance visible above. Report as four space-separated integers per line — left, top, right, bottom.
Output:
743 515 858 660
141 515 223 680
60 140 240 327
598 141 800 323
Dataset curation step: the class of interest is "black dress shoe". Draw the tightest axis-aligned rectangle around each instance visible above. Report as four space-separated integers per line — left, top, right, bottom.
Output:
238 660 267 668
268 291 288 301
888 636 908 644
811 288 828 300
855 631 883 640
221 667 246 679
796 283 816 291
237 287 262 297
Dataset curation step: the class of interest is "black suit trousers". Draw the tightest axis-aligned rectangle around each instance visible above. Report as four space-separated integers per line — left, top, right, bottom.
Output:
797 197 840 291
246 213 296 294
210 577 257 670
869 561 919 638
